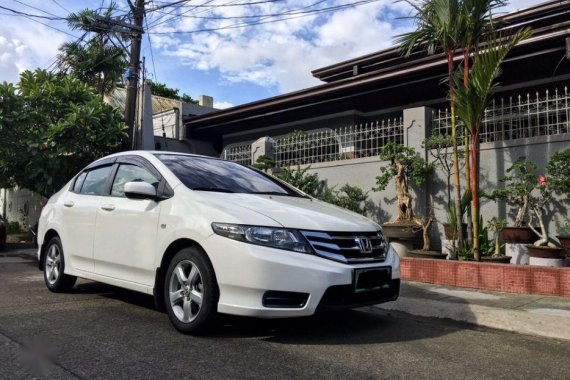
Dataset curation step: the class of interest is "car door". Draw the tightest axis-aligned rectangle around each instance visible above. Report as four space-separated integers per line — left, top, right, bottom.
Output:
93 159 162 286
60 164 114 273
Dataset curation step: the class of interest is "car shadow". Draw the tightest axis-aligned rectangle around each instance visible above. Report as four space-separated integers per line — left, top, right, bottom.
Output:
75 280 477 345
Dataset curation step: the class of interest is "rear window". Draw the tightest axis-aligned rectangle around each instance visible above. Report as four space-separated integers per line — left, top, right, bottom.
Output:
156 154 302 196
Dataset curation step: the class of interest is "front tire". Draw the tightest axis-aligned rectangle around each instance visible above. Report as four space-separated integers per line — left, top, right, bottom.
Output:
164 247 219 334
43 236 77 292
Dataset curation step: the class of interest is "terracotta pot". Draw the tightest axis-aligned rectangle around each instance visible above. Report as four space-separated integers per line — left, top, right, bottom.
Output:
527 245 565 259
500 227 538 244
442 223 468 240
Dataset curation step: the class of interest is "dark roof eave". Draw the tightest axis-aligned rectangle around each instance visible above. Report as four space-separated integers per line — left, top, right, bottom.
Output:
311 0 569 81
185 26 569 128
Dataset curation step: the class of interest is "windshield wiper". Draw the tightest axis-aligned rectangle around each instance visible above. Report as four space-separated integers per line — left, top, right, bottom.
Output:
192 187 235 193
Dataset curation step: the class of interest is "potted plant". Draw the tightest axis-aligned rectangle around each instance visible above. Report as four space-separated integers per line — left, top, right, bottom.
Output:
528 149 570 261
492 157 539 243
481 217 511 263
374 142 432 255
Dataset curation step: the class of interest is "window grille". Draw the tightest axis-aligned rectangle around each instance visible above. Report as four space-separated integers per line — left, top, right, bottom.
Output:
432 87 569 142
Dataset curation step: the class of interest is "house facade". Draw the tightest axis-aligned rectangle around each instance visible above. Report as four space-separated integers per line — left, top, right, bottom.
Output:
181 0 570 246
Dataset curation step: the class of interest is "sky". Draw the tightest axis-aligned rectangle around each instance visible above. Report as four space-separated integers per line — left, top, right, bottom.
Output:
0 0 548 109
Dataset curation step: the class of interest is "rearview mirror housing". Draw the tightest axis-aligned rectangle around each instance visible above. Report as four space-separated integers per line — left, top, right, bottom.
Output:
124 182 157 200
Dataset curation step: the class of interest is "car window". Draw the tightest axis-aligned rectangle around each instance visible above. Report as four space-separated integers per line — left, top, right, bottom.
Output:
111 164 160 197
155 154 304 196
73 172 87 193
80 166 113 196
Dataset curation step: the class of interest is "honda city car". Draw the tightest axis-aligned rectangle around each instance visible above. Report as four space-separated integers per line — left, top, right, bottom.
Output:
37 151 400 334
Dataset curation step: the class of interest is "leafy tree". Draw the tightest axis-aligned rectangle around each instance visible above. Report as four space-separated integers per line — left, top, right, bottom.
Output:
333 185 369 215
276 166 369 216
145 80 199 104
252 155 276 172
491 157 537 227
57 3 127 97
277 165 323 197
546 148 570 195
374 142 433 224
454 27 531 259
396 0 465 243
0 69 127 198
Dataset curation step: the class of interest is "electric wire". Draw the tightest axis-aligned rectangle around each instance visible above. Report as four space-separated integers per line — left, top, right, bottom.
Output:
10 0 65 19
0 5 64 20
150 0 382 35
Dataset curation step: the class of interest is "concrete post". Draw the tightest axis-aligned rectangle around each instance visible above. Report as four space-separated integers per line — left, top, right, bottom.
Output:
136 83 154 150
250 137 275 166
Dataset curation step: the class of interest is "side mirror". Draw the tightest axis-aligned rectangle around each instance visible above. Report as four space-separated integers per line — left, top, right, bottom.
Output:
124 182 157 200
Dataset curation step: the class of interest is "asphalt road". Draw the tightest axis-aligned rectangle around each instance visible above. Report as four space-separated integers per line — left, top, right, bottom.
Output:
1 247 569 380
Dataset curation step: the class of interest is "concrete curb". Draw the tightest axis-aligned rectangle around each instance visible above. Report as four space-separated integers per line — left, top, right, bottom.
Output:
375 294 570 341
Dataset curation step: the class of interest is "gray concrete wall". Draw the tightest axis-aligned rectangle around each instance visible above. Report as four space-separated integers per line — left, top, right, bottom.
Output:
302 133 570 249
0 188 46 229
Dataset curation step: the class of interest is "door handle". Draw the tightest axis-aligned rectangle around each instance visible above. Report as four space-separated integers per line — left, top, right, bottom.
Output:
101 204 115 211
63 201 74 208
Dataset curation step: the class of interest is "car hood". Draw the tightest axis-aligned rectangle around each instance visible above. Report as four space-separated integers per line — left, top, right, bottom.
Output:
196 192 380 232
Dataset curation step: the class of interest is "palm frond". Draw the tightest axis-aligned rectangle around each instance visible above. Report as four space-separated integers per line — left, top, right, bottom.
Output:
454 27 532 133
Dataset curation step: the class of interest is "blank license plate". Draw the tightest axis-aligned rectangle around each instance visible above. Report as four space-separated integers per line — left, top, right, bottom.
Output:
354 268 391 293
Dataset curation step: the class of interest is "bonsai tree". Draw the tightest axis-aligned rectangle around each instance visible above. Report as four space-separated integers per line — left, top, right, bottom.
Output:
492 157 538 227
423 134 463 210
488 217 507 257
546 149 570 196
529 149 570 247
374 142 432 225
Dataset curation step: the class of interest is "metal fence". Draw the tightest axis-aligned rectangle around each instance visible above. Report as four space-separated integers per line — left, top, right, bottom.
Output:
221 143 252 166
273 118 403 167
432 86 570 142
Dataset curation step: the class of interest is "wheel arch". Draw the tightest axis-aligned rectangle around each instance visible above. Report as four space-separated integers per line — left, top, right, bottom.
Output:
154 238 215 312
38 229 60 270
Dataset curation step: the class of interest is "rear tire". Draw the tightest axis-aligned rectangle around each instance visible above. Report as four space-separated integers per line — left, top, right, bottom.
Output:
164 247 219 334
43 236 76 292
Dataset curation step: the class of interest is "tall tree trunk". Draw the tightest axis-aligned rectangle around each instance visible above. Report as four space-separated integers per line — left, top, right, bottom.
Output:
448 53 464 255
463 50 473 246
471 124 481 261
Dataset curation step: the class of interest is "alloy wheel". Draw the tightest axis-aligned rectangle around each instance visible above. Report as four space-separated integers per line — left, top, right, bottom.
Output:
169 260 204 323
45 244 61 285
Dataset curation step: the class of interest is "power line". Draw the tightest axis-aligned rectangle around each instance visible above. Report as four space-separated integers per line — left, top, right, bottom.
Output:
15 13 79 38
0 5 64 20
50 0 71 14
149 0 382 35
10 0 65 19
146 0 286 13
147 0 217 29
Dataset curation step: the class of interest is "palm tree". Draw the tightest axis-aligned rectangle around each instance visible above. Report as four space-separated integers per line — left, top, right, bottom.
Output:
57 3 127 97
396 0 465 254
453 27 532 259
458 0 505 246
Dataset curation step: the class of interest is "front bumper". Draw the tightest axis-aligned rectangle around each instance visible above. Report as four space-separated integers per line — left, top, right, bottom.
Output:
203 234 400 318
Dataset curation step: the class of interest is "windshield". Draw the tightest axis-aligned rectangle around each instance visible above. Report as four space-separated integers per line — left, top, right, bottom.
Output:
156 154 304 196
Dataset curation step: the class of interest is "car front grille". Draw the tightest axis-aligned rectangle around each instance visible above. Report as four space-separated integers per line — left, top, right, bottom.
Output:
300 230 387 264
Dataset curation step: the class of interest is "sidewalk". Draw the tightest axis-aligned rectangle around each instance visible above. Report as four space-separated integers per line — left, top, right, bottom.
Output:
374 281 570 341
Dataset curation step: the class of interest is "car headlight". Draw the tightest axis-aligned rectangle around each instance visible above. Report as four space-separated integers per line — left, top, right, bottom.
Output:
211 223 313 254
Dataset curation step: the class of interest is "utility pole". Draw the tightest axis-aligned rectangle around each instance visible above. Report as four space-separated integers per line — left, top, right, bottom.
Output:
124 0 146 149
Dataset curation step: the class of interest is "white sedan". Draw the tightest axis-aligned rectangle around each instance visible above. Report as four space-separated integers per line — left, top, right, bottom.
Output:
38 151 400 334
